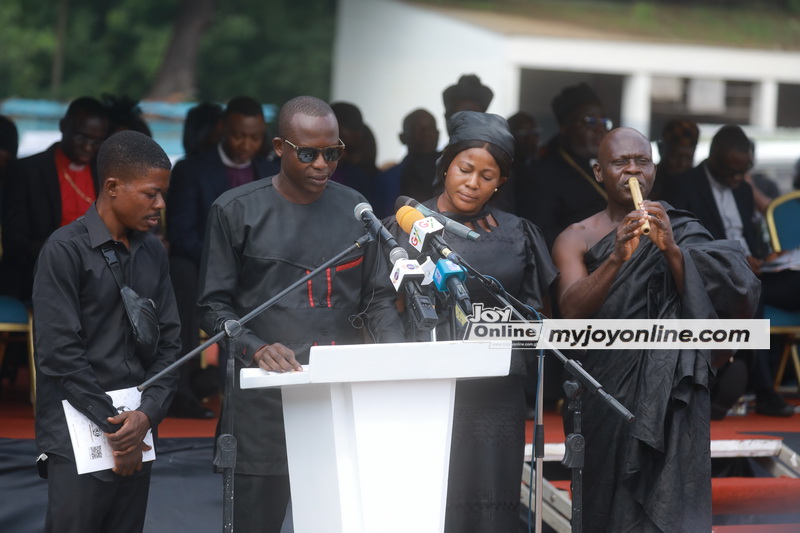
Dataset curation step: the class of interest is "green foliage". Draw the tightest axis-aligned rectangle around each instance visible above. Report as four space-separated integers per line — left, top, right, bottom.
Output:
0 0 178 100
0 0 336 105
0 3 58 97
196 0 336 105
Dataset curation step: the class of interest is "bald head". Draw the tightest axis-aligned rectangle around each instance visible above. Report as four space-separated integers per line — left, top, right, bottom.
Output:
597 128 651 165
594 128 656 203
277 96 335 139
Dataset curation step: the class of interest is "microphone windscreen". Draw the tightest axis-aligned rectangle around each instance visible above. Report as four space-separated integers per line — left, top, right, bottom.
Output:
394 195 417 212
396 205 425 234
353 202 373 220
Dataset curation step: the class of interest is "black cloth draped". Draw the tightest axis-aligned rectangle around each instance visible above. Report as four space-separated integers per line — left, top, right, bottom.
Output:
571 204 760 532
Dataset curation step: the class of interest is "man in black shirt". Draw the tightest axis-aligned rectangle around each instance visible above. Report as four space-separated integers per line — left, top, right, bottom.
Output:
33 130 180 533
518 83 611 248
198 95 404 533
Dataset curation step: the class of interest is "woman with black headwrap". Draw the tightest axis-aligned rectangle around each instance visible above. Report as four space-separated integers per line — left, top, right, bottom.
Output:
385 110 557 532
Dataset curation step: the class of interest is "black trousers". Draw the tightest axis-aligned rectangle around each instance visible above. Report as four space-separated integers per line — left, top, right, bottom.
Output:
233 473 291 533
44 455 151 533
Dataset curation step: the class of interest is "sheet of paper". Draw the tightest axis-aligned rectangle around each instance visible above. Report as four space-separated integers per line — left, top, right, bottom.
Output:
761 247 800 273
62 386 155 475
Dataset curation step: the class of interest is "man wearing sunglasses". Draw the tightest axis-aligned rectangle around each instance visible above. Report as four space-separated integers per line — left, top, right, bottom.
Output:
197 95 405 533
517 83 612 249
1 96 109 303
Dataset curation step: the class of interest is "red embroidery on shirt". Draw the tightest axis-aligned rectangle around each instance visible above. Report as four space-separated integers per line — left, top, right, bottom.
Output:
306 270 314 308
335 256 364 271
326 268 332 308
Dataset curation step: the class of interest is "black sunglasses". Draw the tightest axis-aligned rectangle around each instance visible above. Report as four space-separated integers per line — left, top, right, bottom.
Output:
283 138 345 163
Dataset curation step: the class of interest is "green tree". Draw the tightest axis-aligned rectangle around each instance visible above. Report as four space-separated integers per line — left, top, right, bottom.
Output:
0 0 336 105
195 0 336 104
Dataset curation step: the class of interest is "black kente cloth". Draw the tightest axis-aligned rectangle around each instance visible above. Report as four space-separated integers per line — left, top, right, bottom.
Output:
571 204 760 533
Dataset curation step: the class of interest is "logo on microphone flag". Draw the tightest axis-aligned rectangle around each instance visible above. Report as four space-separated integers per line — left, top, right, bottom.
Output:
463 303 543 349
408 216 444 253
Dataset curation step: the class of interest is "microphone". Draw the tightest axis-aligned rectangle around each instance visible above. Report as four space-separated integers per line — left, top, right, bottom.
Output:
433 259 472 315
389 259 438 330
396 206 464 265
354 202 408 265
395 196 480 242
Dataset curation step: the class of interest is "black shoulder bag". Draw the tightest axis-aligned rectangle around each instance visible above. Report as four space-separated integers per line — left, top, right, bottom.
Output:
101 245 160 367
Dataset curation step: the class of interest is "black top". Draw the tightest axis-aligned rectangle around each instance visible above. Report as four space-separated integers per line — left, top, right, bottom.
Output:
197 176 405 475
166 146 275 266
384 198 558 373
661 161 769 259
33 204 181 462
517 143 607 249
1 143 100 301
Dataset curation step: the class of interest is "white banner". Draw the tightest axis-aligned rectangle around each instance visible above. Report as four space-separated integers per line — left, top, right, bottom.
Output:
463 306 770 350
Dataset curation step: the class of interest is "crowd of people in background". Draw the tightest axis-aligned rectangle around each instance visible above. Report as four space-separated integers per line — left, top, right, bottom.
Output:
1 73 799 532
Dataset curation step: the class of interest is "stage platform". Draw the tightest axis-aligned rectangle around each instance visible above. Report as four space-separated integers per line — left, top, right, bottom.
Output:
1 368 798 533
522 400 800 532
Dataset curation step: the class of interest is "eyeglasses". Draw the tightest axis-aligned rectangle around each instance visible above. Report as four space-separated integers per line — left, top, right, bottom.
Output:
582 116 613 131
283 139 345 163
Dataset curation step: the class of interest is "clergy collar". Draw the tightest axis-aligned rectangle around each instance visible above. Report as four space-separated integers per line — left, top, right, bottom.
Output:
217 143 253 170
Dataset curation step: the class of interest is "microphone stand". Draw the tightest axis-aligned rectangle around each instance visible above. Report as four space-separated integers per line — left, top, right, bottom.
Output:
138 233 373 533
457 259 634 533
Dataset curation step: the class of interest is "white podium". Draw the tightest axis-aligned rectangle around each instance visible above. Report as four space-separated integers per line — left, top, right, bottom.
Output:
239 340 511 533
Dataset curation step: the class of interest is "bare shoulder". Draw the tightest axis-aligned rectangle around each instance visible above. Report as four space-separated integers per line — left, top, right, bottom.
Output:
553 221 590 264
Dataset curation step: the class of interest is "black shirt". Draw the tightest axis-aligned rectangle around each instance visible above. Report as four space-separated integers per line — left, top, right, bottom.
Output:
197 176 405 475
33 204 180 462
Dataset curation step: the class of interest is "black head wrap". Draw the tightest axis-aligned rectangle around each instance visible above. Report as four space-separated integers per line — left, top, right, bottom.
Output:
447 111 514 161
442 75 493 114
551 82 601 124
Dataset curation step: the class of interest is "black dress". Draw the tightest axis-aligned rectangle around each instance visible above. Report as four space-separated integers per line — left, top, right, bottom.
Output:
385 198 557 532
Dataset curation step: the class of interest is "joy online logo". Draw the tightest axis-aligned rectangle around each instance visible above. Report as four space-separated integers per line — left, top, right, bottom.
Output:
464 303 543 348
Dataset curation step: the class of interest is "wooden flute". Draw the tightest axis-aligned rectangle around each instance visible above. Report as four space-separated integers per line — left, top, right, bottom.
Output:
628 177 650 235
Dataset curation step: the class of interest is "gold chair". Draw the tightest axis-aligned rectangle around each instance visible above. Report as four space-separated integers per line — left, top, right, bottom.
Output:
764 190 800 391
0 295 35 406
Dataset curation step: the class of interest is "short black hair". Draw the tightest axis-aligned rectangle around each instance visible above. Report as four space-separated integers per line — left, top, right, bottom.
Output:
102 94 152 137
331 102 363 131
402 108 434 137
435 139 512 184
64 96 108 122
710 124 752 156
97 130 171 183
183 102 223 156
277 96 334 138
224 96 264 119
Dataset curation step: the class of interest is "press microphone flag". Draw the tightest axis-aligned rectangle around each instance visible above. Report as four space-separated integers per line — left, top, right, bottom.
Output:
433 258 472 315
354 202 408 265
389 259 425 292
395 196 480 241
396 206 465 265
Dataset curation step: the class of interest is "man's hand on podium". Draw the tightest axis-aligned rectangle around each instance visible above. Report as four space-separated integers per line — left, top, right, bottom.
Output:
254 342 303 373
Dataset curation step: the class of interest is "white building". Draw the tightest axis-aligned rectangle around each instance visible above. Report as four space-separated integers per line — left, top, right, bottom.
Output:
332 0 800 183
